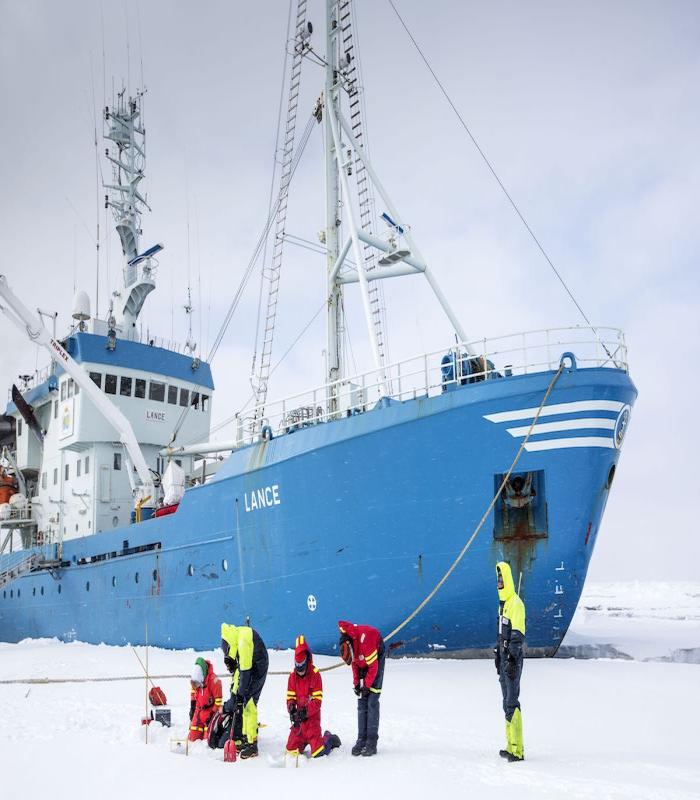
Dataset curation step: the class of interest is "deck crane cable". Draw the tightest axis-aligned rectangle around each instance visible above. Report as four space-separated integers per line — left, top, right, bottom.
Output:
0 360 565 686
386 0 611 358
166 114 317 446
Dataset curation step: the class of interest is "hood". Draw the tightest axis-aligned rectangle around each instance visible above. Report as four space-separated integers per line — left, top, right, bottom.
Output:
221 623 239 658
496 561 515 602
294 634 313 665
338 620 356 639
195 657 210 680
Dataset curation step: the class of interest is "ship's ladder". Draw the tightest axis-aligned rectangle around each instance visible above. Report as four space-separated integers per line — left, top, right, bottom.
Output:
253 0 309 424
338 0 389 371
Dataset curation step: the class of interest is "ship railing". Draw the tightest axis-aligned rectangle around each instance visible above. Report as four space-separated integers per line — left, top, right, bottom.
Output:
235 326 627 446
6 364 52 400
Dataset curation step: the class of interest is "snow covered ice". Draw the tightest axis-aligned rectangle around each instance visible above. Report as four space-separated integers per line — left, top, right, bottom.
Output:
1 583 699 799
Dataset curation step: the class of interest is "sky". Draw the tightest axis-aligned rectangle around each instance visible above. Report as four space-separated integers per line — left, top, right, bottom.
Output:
0 0 698 581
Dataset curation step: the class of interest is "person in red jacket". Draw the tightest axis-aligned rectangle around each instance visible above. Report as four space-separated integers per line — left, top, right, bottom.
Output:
188 657 223 741
338 620 386 757
286 635 341 758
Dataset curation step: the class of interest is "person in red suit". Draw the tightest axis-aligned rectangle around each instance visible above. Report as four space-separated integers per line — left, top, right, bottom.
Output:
188 657 223 741
286 635 341 758
338 620 386 757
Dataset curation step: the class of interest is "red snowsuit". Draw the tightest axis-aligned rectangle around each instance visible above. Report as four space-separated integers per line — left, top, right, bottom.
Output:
189 660 223 741
285 636 326 757
338 620 383 690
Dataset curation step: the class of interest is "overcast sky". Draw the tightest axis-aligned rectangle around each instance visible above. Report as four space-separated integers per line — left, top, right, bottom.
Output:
1 1 698 581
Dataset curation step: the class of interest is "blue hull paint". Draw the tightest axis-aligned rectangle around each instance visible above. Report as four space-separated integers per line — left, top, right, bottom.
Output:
0 366 636 656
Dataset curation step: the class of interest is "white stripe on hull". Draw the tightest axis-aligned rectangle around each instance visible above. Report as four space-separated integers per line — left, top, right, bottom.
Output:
506 417 616 437
484 399 624 424
523 436 615 452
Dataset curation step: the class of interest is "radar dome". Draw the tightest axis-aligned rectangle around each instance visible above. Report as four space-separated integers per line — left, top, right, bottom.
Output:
72 290 91 321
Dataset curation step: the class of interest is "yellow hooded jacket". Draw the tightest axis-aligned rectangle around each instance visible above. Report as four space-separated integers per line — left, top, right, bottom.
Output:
496 561 526 658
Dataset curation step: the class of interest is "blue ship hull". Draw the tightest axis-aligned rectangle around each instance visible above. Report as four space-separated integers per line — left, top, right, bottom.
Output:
0 364 636 656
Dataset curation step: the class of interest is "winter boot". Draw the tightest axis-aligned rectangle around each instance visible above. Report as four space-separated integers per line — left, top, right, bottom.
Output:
351 739 366 756
323 731 341 753
508 708 524 761
239 740 259 760
499 719 512 758
362 738 378 757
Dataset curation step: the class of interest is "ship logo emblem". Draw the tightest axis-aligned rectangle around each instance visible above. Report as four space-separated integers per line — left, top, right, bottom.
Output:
307 594 317 612
614 405 631 449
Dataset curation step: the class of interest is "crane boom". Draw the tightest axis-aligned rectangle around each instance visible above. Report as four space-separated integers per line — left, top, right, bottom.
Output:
0 274 154 503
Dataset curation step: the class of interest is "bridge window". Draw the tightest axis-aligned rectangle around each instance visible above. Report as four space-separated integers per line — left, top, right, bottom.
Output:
41 472 47 489
18 419 23 437
85 456 90 474
191 392 200 409
168 385 178 405
179 388 190 407
53 468 58 485
90 372 102 389
65 464 69 481
105 374 117 395
77 460 81 477
60 381 67 400
135 379 146 399
202 395 209 412
120 376 132 397
114 453 122 471
54 400 58 418
149 381 165 402
67 379 74 398
74 382 79 395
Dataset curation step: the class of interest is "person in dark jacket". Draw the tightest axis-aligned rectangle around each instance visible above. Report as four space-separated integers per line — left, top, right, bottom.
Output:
214 622 269 759
338 620 385 757
494 561 526 762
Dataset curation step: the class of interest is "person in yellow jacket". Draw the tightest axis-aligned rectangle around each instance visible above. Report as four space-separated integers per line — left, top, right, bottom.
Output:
218 623 269 759
494 561 526 762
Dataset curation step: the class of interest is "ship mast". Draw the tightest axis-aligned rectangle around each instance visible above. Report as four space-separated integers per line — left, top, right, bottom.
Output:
325 1 343 412
104 89 162 339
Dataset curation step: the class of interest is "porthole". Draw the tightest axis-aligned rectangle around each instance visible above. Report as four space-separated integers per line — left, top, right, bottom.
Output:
40 586 44 596
58 584 62 594
222 559 228 572
112 576 117 588
10 589 14 598
152 569 158 582
3 590 6 599
86 581 90 592
17 589 20 598
33 587 36 596
187 564 194 577
606 464 616 490
135 572 140 584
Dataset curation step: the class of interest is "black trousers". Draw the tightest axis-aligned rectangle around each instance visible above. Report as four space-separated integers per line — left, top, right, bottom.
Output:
357 649 386 745
498 654 522 722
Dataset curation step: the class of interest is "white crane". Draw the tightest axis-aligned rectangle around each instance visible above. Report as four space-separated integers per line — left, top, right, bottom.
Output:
0 274 155 508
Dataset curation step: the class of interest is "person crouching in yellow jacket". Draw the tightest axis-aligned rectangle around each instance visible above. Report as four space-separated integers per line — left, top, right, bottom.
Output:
494 561 526 762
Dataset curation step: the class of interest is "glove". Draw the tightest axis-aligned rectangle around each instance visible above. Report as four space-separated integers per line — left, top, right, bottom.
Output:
353 683 362 697
506 656 518 680
494 647 501 675
223 697 235 715
297 706 307 722
289 702 297 724
189 699 196 721
361 686 371 699
223 656 237 674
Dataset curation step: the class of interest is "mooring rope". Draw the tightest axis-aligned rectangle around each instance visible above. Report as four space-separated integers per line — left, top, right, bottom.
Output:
0 362 566 686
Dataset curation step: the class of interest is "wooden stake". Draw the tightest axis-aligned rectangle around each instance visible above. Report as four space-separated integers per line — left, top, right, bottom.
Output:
145 622 149 745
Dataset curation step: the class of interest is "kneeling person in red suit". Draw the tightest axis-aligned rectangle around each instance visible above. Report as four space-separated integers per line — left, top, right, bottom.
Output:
286 635 341 758
189 657 223 741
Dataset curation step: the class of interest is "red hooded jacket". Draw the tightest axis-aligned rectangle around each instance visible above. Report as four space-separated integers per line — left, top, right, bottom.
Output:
338 620 383 689
189 659 222 736
286 635 323 718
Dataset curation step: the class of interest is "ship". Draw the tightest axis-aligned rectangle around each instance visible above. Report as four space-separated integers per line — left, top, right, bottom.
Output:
0 0 636 656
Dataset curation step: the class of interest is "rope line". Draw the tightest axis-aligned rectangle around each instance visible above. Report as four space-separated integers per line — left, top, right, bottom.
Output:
386 0 601 340
0 361 565 687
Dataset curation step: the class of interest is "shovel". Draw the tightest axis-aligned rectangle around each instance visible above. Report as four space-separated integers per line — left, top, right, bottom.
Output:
224 703 240 763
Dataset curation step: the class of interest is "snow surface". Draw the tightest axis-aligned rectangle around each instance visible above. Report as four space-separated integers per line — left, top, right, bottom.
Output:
1 582 699 800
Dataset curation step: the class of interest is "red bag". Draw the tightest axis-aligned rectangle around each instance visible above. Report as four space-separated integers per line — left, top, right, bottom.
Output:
149 686 167 706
